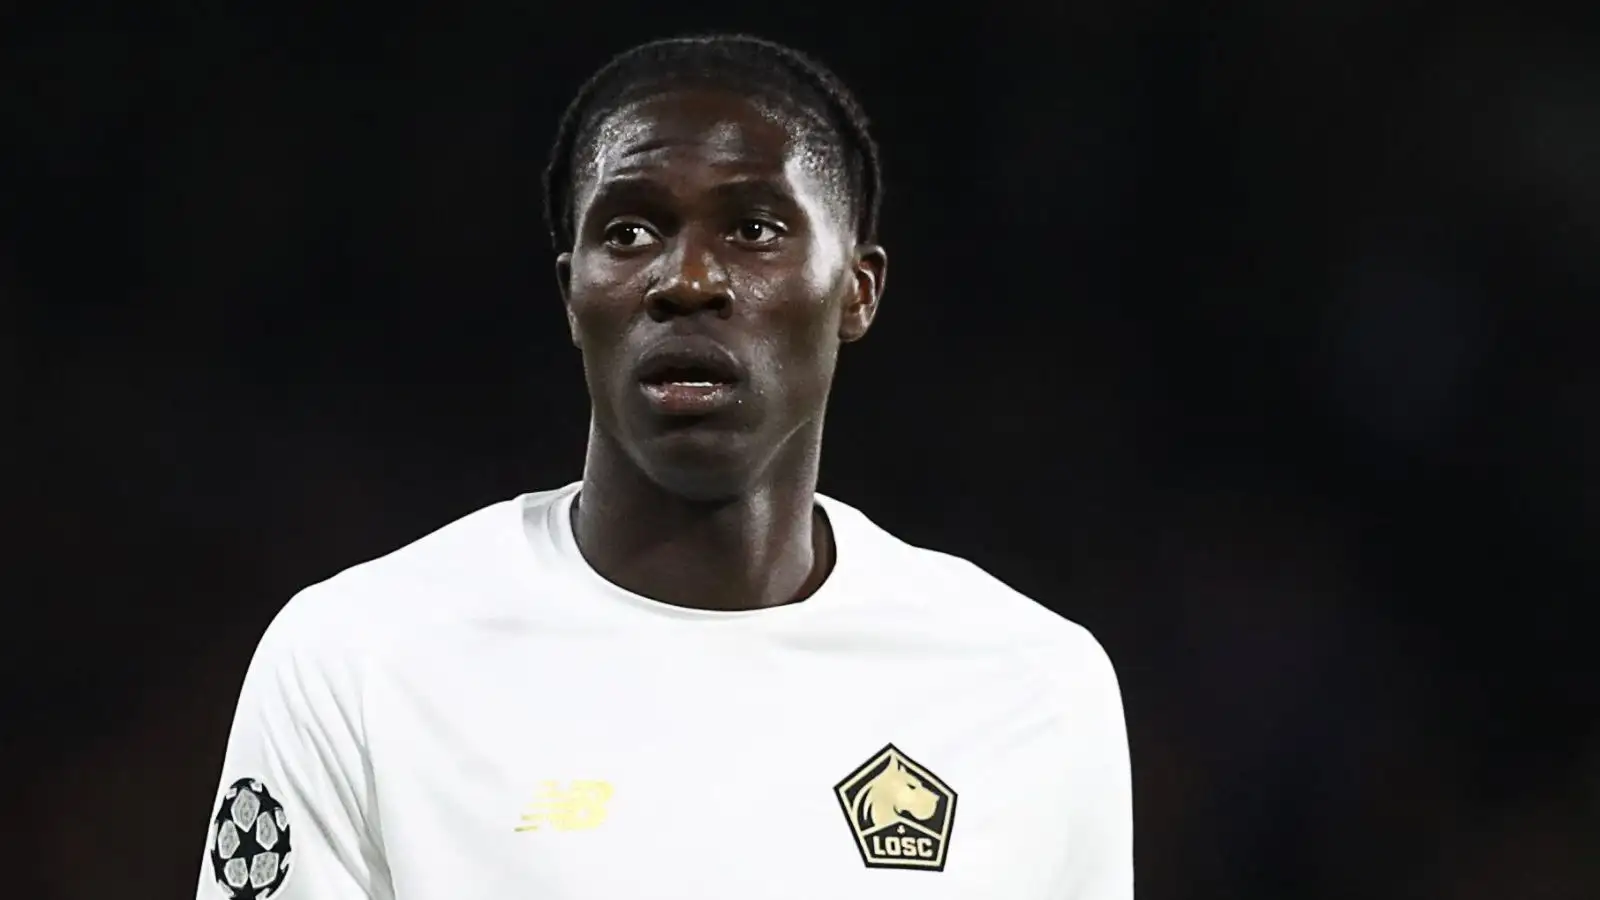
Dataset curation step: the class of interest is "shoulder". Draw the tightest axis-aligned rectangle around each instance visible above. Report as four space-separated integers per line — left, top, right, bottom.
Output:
914 544 1117 687
822 492 1119 684
256 487 563 669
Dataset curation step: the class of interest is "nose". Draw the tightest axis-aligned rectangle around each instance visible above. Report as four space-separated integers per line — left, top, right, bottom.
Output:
644 234 734 321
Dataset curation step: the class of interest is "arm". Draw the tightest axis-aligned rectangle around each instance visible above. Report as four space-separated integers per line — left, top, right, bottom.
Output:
196 605 392 899
1061 634 1135 899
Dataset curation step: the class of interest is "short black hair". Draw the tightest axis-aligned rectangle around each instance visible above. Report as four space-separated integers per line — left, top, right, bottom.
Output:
542 33 882 251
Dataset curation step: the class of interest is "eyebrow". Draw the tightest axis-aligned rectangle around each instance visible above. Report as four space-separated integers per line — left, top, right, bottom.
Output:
585 174 803 217
584 175 674 214
707 177 800 210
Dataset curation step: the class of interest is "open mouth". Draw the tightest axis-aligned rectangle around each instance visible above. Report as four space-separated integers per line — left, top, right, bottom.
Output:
639 364 738 389
634 342 745 414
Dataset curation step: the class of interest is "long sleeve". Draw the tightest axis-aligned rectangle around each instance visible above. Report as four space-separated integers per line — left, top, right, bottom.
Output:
1046 632 1135 900
1070 638 1134 899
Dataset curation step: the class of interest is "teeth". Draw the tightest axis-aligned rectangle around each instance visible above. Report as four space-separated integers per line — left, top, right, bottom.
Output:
671 381 717 387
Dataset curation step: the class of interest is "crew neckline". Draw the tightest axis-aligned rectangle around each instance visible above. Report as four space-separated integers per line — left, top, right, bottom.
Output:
524 482 862 622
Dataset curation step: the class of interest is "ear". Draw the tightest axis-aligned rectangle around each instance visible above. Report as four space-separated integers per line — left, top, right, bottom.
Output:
555 252 579 348
839 244 887 344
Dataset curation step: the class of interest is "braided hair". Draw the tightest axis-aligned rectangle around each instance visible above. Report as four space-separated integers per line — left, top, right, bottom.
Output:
542 34 882 251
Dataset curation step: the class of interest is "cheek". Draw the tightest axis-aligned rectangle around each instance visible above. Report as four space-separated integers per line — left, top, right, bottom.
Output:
802 233 848 294
758 273 846 391
760 235 849 324
571 296 619 336
568 261 641 342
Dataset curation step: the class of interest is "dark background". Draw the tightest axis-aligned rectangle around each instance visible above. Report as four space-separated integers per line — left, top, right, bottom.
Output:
4 4 1597 898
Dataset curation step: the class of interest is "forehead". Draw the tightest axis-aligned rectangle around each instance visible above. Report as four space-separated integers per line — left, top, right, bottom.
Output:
574 87 839 206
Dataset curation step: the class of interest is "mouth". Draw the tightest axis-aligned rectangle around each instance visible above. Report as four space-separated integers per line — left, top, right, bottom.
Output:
634 341 746 416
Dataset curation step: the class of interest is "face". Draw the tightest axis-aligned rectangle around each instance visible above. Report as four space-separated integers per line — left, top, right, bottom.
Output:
558 87 887 499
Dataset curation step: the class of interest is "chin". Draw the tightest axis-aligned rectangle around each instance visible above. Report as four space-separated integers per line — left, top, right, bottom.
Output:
629 430 763 503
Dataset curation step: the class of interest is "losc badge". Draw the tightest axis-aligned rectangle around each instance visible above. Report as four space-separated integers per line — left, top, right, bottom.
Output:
834 744 957 871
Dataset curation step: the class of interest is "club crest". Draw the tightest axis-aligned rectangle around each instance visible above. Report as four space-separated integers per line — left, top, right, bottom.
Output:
834 744 957 871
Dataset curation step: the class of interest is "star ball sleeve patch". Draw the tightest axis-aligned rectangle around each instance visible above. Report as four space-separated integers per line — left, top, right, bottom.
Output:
209 778 294 898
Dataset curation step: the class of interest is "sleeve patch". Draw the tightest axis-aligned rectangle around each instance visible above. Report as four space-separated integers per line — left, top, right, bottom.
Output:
209 778 294 898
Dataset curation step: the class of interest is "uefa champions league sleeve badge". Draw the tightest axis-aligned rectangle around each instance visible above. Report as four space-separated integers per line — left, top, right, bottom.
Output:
209 778 294 898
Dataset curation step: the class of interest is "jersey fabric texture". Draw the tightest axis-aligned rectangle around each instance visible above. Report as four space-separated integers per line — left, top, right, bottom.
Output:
197 482 1133 899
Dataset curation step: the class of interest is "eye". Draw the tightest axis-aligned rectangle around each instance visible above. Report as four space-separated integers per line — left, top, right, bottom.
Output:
729 218 785 247
602 221 659 249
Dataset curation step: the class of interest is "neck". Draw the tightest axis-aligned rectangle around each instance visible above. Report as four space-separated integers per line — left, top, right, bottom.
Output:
572 423 831 612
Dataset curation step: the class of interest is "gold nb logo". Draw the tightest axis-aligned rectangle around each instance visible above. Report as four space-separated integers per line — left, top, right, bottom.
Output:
514 780 613 832
834 744 957 871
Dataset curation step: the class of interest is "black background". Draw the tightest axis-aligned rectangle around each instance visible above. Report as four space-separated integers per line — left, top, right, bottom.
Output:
5 3 1597 898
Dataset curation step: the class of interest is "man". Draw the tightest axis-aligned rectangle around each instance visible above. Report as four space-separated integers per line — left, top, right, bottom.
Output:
197 34 1132 899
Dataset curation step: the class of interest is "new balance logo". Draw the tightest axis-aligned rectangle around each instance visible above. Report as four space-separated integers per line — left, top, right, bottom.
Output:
514 780 613 832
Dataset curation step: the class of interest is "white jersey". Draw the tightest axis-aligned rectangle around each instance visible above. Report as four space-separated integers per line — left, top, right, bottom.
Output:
197 483 1132 899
